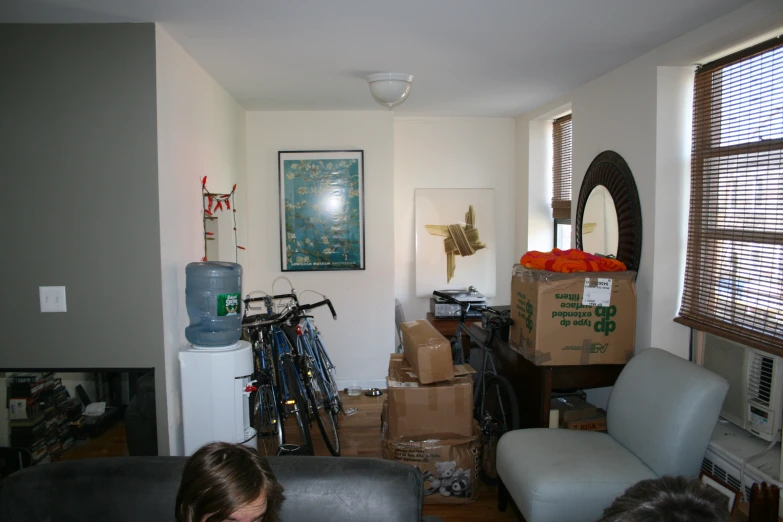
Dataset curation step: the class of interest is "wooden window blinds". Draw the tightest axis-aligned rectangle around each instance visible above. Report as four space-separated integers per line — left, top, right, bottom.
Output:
676 37 783 355
552 114 573 219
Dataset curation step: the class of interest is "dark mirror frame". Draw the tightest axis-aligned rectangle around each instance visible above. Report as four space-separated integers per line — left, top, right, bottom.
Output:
575 150 643 272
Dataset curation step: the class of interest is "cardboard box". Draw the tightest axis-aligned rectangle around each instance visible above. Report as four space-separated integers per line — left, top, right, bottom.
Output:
509 265 637 366
388 353 474 381
382 420 482 504
400 320 454 384
381 399 389 436
387 355 473 440
562 410 607 431
550 396 597 423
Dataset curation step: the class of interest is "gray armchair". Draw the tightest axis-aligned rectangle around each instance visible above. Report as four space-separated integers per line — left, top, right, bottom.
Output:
496 347 729 522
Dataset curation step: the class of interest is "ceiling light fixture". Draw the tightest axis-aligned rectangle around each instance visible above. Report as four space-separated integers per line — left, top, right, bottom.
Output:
366 73 414 110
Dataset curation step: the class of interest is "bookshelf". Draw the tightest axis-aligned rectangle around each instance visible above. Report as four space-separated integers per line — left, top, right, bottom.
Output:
7 373 81 465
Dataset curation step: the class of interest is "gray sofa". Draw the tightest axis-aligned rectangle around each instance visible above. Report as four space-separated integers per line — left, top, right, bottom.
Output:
0 455 443 522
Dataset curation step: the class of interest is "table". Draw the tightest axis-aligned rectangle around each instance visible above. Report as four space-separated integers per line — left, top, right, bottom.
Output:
468 325 625 428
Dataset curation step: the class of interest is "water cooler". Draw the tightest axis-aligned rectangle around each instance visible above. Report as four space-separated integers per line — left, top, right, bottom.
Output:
180 342 256 455
179 262 256 456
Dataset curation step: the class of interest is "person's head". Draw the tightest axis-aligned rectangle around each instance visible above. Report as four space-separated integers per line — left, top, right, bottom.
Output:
597 475 731 522
176 442 285 522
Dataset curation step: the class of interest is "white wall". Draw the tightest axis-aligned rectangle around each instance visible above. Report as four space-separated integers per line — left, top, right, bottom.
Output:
526 119 553 254
155 25 247 455
58 372 97 407
651 66 695 358
394 118 516 321
245 111 395 389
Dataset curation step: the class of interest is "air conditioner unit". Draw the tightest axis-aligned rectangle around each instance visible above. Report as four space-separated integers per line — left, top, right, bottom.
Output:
703 421 782 515
700 333 783 442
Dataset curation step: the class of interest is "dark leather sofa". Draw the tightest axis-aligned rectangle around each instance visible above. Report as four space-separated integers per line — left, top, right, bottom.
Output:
0 455 443 522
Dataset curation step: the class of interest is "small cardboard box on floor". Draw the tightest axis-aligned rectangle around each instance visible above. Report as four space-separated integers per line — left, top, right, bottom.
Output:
509 265 637 366
386 354 473 440
399 320 454 384
550 396 607 431
382 411 482 505
562 411 606 431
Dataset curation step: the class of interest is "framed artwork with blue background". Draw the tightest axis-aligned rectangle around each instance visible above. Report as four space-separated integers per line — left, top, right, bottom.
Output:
279 150 365 271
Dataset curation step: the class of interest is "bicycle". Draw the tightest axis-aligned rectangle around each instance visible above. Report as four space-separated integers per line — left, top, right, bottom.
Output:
432 290 520 483
242 292 342 456
266 279 344 424
242 298 308 456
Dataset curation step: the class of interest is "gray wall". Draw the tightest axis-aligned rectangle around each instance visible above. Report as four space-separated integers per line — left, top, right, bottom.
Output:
0 24 168 451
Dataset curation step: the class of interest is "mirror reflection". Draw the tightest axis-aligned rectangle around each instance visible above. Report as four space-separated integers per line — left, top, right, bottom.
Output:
201 180 240 263
204 215 220 261
582 185 619 257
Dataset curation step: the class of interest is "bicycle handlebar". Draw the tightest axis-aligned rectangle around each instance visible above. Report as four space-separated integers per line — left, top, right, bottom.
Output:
242 298 337 328
241 307 298 329
298 299 337 320
432 290 459 304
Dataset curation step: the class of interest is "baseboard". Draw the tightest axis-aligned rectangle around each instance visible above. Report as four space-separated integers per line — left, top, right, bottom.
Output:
336 379 386 390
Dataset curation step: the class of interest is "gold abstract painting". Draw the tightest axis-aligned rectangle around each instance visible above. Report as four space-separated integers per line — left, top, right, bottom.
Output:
415 189 496 297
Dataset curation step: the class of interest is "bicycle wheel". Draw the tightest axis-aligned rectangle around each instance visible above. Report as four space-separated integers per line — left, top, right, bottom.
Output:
480 374 519 484
313 337 343 414
305 368 340 456
256 384 283 456
280 356 314 455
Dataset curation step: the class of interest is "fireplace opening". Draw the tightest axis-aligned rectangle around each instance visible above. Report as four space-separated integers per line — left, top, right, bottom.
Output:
1 368 157 475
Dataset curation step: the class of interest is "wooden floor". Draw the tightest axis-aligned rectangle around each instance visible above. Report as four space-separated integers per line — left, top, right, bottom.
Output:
57 393 518 521
60 420 130 460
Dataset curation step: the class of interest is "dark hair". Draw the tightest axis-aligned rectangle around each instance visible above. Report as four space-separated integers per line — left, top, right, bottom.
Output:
176 442 285 522
598 476 731 522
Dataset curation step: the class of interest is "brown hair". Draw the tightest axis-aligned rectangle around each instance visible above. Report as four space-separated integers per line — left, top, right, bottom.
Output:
598 476 731 522
176 442 285 522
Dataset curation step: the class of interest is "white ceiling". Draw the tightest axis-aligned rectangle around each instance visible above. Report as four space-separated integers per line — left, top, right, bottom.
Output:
1 0 750 116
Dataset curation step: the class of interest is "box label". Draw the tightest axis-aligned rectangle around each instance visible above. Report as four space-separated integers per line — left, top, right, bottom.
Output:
516 292 534 333
217 293 240 316
594 305 617 336
582 278 612 306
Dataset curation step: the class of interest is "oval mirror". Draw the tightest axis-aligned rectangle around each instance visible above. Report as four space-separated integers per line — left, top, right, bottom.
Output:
581 185 619 257
575 151 642 272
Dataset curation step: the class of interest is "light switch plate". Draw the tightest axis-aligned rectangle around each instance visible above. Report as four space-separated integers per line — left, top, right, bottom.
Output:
40 286 67 312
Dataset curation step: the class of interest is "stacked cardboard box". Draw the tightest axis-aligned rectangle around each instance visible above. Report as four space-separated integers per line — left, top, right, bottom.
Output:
382 320 481 504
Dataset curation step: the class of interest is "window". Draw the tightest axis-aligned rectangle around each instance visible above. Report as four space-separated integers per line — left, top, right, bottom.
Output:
552 114 573 248
676 37 783 355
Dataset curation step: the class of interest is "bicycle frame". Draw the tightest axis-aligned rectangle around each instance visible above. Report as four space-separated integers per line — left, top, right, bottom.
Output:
454 321 505 421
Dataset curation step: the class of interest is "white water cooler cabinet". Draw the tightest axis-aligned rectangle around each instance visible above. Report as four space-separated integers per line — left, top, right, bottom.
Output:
180 340 256 455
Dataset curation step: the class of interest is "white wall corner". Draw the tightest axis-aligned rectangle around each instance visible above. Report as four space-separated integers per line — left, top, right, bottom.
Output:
155 24 247 455
650 66 695 358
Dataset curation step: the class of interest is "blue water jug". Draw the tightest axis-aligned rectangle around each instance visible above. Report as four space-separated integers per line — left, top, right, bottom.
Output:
185 262 243 347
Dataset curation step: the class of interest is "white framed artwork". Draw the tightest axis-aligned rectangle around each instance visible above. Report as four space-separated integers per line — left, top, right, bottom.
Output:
415 188 496 297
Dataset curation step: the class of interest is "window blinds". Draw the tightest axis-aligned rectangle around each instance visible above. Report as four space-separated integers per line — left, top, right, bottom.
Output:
552 114 573 219
676 37 783 355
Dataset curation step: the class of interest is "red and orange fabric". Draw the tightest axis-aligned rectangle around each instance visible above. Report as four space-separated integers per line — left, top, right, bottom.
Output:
520 248 626 273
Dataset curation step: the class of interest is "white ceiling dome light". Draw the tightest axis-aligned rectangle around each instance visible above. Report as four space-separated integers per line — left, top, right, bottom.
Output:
366 73 414 110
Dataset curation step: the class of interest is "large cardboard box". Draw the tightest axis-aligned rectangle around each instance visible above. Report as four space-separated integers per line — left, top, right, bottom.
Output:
387 355 473 440
509 265 637 366
382 420 481 504
399 320 454 384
